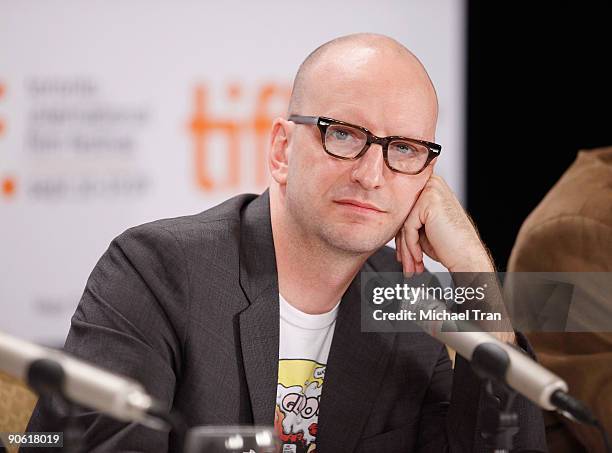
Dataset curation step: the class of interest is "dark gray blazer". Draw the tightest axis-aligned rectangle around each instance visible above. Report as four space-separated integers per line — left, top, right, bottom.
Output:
24 191 546 452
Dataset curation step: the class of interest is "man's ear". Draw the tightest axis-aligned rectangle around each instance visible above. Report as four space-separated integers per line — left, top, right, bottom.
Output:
268 117 292 185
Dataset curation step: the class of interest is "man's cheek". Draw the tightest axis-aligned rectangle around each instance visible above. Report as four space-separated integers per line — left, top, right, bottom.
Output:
385 210 409 239
409 173 432 205
400 188 423 217
389 185 425 233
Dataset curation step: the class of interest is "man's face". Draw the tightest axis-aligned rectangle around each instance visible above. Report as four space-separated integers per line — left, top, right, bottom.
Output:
283 46 438 255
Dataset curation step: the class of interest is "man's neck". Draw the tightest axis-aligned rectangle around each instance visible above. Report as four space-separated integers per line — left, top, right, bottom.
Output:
270 194 368 315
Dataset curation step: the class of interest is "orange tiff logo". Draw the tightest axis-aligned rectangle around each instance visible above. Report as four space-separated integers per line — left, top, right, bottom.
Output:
188 83 290 191
0 81 16 200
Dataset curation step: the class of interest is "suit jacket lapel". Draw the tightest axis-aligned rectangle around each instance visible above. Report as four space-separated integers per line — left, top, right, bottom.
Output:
317 269 397 453
237 191 280 425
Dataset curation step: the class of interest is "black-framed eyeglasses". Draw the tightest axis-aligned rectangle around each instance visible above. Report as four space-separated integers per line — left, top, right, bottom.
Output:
288 115 441 175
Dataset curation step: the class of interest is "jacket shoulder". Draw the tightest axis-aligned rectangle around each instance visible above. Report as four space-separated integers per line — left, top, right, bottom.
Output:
112 193 258 254
123 193 257 237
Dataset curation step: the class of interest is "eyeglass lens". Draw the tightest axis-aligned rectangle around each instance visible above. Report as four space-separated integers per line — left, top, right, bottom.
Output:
324 123 430 173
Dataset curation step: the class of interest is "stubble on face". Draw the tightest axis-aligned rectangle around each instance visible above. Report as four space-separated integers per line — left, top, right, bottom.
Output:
285 171 397 256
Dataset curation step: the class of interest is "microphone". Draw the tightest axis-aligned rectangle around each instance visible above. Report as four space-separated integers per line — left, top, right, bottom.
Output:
391 284 571 409
412 304 599 427
434 327 567 411
0 331 165 429
433 324 612 451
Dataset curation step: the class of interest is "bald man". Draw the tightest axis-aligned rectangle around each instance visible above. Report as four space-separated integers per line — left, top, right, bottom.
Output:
24 34 546 452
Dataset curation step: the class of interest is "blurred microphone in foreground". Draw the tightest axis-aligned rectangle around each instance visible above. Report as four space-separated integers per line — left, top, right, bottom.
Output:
0 330 185 451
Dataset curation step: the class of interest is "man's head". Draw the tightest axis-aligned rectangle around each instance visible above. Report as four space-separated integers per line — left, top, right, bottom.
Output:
269 33 439 255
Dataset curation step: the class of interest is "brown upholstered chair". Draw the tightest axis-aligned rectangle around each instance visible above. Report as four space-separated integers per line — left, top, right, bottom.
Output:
0 371 38 453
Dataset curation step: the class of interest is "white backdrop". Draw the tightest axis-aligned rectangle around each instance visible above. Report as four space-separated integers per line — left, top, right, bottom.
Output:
0 0 465 345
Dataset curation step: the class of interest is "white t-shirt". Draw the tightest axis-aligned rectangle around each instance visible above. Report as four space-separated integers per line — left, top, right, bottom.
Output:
275 294 340 453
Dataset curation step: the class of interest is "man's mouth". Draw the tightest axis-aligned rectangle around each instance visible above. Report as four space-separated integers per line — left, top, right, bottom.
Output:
333 199 387 214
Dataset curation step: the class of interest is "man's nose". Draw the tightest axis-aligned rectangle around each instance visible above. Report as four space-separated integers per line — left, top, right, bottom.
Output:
350 144 386 190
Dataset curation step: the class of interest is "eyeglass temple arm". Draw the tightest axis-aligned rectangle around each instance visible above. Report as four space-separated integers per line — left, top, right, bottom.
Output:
288 114 319 125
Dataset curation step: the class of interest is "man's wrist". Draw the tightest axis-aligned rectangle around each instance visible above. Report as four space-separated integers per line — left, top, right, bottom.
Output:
449 257 495 273
448 243 496 273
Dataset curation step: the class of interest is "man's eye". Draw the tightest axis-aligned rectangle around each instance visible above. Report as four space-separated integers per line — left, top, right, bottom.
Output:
395 143 416 155
332 128 353 140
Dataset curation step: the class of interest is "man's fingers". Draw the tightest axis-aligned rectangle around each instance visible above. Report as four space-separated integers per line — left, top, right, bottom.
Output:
399 229 415 277
402 226 417 277
403 209 424 275
415 253 425 274
405 226 423 270
419 229 439 262
395 231 402 262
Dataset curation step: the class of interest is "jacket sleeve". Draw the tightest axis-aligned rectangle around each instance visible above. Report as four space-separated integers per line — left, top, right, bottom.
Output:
21 224 190 453
416 332 548 452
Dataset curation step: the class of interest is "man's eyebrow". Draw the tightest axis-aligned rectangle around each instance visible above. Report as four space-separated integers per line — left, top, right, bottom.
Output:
324 111 378 132
330 114 432 141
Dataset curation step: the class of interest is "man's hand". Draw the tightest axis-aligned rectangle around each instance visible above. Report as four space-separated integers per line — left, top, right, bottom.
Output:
394 174 494 276
395 175 516 344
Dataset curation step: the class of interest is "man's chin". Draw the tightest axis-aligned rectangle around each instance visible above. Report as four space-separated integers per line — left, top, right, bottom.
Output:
319 224 392 256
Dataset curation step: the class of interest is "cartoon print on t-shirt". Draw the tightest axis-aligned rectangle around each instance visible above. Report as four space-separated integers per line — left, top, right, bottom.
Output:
275 359 325 453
